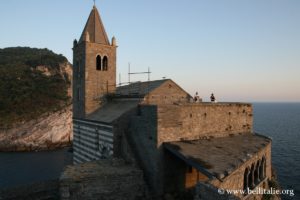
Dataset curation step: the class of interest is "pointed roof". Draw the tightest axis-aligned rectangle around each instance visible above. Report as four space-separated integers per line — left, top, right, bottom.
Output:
79 6 110 45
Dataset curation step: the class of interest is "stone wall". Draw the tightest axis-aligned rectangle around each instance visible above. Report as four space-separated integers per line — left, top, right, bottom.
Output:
60 159 147 200
127 105 163 196
0 180 59 200
209 142 272 199
73 119 113 164
72 43 86 118
143 80 191 105
0 106 72 151
127 102 253 196
85 43 116 115
73 40 117 118
194 182 240 200
112 107 137 158
157 103 253 145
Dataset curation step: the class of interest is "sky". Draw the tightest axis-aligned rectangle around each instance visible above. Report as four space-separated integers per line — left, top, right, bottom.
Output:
0 0 299 102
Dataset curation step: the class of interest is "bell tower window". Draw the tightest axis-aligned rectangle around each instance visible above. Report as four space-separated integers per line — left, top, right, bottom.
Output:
103 56 108 71
96 55 102 70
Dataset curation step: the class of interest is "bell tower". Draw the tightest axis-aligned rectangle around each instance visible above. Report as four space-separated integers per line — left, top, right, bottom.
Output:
73 5 117 118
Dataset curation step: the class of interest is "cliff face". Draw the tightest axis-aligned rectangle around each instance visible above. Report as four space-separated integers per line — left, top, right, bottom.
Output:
0 106 72 151
0 47 73 151
0 61 73 151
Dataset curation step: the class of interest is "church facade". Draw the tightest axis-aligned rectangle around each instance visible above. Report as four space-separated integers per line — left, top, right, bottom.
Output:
67 5 274 200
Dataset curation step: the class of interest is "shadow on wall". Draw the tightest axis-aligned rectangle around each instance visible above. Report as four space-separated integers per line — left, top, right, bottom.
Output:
126 105 161 195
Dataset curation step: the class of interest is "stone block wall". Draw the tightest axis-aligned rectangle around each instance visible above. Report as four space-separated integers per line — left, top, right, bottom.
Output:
209 142 272 199
112 107 137 158
73 119 113 164
73 43 86 118
157 103 253 145
127 102 253 196
73 41 117 118
143 80 191 105
127 105 163 196
84 43 116 115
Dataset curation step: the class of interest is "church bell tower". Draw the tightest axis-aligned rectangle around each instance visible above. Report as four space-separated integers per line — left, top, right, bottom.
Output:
73 5 117 118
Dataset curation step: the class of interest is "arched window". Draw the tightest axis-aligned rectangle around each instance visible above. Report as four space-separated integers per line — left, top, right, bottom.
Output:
243 168 249 191
254 162 260 184
96 55 102 70
259 160 263 181
249 164 255 189
103 56 108 71
260 157 266 179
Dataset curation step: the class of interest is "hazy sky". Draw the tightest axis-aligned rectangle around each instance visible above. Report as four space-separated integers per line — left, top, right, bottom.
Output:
1 0 299 102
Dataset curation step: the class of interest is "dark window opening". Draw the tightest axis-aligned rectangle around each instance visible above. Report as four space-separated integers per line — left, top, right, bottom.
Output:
243 168 249 192
249 165 254 189
96 55 102 70
254 162 259 184
103 56 108 71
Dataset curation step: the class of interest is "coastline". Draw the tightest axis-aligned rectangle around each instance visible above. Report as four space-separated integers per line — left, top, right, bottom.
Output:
0 141 72 152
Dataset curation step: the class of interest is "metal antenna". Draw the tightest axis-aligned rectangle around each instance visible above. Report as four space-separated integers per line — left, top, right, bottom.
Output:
128 62 131 84
93 0 96 6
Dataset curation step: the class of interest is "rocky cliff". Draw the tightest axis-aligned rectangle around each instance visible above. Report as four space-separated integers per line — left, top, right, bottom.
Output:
0 47 73 151
0 106 72 151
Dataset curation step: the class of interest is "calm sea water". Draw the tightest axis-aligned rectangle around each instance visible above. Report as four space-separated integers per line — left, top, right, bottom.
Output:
0 147 72 189
0 103 299 199
253 103 300 199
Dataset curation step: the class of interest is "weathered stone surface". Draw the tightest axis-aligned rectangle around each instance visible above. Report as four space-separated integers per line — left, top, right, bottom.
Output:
157 103 253 145
60 159 147 200
0 106 72 151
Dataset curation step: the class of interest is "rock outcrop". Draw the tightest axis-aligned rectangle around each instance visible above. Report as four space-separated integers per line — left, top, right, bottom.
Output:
0 47 73 151
0 106 72 151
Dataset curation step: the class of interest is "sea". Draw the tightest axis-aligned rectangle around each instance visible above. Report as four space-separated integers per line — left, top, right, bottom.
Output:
0 103 299 199
0 147 72 189
253 103 300 199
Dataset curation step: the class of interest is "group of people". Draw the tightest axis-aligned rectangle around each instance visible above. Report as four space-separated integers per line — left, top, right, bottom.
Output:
193 92 216 103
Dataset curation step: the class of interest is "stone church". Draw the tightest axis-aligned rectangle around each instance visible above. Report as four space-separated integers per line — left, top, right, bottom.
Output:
60 5 274 200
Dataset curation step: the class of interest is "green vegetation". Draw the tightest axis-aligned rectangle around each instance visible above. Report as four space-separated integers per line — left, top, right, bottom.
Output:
0 47 71 128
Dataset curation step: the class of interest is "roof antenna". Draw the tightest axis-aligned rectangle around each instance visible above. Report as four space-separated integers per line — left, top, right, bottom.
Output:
93 0 96 7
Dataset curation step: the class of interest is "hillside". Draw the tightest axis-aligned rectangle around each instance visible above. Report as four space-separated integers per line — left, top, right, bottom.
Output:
0 47 72 128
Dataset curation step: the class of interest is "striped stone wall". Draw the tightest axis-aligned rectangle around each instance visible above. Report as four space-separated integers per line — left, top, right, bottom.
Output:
73 119 113 164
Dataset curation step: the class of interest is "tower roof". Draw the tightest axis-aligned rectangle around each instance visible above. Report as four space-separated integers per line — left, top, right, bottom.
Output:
79 6 110 45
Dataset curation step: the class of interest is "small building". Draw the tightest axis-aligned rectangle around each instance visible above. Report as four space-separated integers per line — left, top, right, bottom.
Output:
66 5 274 200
